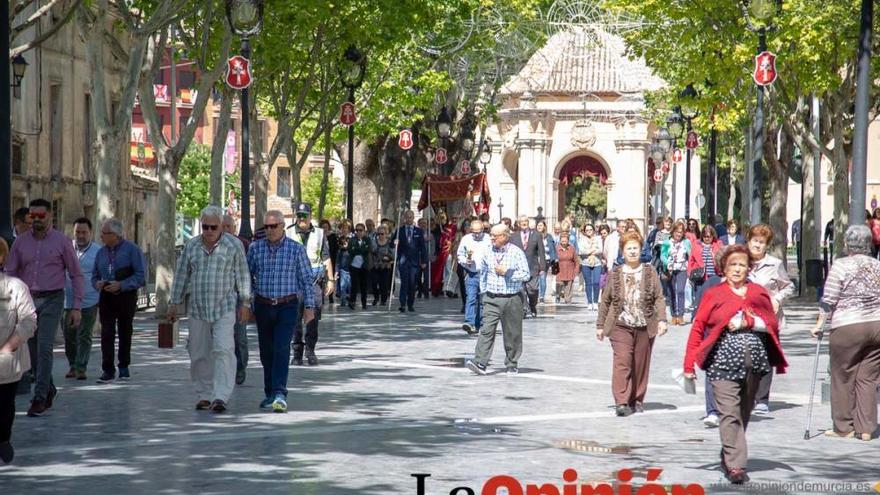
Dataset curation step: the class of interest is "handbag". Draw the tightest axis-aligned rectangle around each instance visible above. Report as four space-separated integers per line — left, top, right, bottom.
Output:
550 260 560 275
689 267 705 284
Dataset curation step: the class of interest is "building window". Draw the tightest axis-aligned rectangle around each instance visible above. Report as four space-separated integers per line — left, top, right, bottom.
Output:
50 84 62 179
276 167 291 198
178 70 195 89
12 141 23 175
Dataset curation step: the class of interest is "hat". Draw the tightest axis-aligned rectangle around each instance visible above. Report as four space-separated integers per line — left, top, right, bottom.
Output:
295 202 312 216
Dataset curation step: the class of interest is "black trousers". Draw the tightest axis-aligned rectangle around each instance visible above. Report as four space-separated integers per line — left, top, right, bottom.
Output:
293 300 322 350
371 268 392 303
0 381 17 443
349 267 369 306
99 290 138 374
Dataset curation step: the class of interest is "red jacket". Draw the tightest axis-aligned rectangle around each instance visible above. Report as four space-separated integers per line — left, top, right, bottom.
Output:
683 282 788 375
687 240 723 280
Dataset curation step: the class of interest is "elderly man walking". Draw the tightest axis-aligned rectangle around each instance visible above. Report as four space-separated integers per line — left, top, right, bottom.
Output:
248 210 315 413
222 215 251 385
457 220 491 335
93 218 146 384
5 198 84 416
395 210 427 313
466 224 531 375
63 218 101 381
169 206 251 412
509 215 545 318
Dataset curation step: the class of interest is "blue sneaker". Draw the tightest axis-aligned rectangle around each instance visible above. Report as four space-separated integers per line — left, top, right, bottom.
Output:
118 368 131 381
272 394 287 413
259 397 273 410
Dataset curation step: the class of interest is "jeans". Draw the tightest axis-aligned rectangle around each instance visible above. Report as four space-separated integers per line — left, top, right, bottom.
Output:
337 269 351 301
537 272 547 299
233 321 249 374
463 272 482 329
99 290 138 375
254 300 298 398
399 263 419 308
668 270 687 317
63 305 98 372
581 265 602 304
29 291 63 402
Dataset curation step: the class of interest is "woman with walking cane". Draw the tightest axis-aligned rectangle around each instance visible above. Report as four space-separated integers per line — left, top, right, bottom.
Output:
682 244 788 484
810 225 880 441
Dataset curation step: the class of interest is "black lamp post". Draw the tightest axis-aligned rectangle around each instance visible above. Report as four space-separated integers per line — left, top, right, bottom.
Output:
225 0 264 240
478 140 492 171
340 45 366 221
435 106 452 174
851 0 872 225
666 112 683 218
0 40 29 244
497 200 504 221
742 0 782 225
678 84 699 220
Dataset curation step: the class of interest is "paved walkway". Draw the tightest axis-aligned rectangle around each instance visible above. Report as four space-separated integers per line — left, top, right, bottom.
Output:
0 294 878 494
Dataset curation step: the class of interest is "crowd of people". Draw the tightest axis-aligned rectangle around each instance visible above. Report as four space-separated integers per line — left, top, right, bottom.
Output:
0 199 878 488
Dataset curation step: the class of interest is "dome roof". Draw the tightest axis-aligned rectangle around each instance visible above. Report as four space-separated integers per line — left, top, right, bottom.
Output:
502 26 665 96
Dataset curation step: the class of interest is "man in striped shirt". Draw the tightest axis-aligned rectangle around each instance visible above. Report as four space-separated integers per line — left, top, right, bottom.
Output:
247 210 315 413
466 223 531 376
169 206 251 413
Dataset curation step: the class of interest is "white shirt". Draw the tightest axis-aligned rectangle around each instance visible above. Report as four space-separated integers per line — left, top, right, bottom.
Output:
456 232 492 273
604 231 621 271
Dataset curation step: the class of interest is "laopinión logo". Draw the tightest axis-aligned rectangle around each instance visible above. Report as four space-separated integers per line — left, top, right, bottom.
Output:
412 468 705 495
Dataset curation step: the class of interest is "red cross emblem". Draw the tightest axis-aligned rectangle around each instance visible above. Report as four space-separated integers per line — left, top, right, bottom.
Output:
398 129 413 150
753 51 778 87
226 55 253 90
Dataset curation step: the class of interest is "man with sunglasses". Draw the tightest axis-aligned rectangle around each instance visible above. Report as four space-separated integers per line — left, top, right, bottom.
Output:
248 210 315 413
5 198 85 416
286 203 334 366
169 206 251 413
93 218 146 384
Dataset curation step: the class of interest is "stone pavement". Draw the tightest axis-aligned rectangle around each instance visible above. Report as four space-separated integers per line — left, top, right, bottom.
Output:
0 293 878 495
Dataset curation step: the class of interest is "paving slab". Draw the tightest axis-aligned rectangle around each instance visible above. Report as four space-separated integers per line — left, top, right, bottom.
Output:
0 294 878 495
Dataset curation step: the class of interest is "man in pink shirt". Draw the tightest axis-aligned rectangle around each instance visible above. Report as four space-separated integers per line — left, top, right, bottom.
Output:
5 199 84 417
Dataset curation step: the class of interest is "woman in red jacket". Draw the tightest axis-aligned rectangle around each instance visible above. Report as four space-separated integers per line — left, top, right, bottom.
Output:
682 244 788 484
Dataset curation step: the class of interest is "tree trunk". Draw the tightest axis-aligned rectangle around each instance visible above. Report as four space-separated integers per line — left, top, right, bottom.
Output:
764 128 790 263
287 140 303 207
154 150 181 316
727 155 737 222
210 87 233 205
800 131 818 299
247 90 268 227
317 124 332 219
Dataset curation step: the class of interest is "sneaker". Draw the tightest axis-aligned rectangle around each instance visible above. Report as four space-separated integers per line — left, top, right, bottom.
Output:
505 367 519 376
703 413 720 428
466 360 488 375
65 368 76 379
824 429 855 438
211 400 227 413
726 467 749 484
633 402 645 413
408 306 415 312
26 399 48 417
615 404 632 417
462 323 477 335
753 403 770 415
259 397 274 410
0 441 13 464
305 347 319 366
76 370 87 381
118 368 131 381
856 432 872 441
97 372 114 384
195 400 212 410
46 387 57 409
272 395 288 413
235 369 246 385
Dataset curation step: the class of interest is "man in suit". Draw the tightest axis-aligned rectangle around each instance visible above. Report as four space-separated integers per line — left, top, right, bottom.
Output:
395 210 427 313
509 215 545 318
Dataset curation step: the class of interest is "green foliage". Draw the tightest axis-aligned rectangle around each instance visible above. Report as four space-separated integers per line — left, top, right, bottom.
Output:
302 169 344 221
564 176 607 223
178 144 239 219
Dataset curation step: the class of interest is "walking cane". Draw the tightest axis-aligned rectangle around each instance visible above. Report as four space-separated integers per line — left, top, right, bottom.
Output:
804 329 824 440
387 201 407 312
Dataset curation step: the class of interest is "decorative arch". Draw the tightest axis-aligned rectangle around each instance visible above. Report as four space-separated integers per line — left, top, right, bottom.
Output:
553 150 611 185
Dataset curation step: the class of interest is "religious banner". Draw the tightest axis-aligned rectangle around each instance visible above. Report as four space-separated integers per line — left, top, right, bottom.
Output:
417 173 491 214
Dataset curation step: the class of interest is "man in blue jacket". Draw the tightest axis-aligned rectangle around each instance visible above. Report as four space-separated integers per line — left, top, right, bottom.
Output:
395 210 427 313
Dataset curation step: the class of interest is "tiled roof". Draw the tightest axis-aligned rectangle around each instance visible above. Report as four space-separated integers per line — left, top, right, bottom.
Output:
502 26 665 95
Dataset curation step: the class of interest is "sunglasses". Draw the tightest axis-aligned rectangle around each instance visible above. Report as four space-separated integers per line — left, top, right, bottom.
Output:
29 212 47 219
264 223 281 230
296 213 309 219
202 224 219 231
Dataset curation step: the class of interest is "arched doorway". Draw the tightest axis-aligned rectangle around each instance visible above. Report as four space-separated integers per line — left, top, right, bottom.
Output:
557 155 608 225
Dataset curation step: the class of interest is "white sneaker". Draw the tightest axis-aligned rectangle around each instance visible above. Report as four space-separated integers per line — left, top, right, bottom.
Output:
753 403 770 415
703 413 720 428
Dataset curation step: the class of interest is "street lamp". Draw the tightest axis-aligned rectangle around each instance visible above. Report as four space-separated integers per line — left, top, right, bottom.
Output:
436 106 452 140
479 140 492 166
497 200 504 221
0 37 29 243
742 0 782 225
678 84 699 220
225 0 264 240
339 45 367 221
11 55 28 88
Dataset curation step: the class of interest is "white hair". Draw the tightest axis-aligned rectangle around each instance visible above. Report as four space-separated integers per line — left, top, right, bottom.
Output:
102 218 124 237
844 225 873 256
265 210 285 224
200 205 224 222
